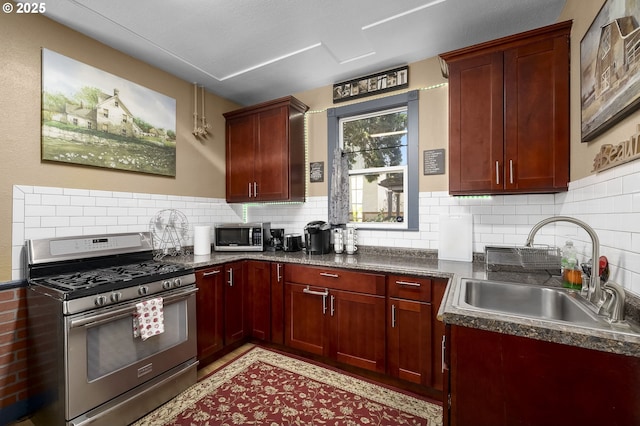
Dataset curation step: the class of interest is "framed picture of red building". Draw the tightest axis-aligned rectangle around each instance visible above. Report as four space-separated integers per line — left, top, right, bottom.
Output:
41 49 177 176
580 0 640 142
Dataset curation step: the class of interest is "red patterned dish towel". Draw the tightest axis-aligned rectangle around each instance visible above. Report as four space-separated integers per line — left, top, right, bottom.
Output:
133 297 164 340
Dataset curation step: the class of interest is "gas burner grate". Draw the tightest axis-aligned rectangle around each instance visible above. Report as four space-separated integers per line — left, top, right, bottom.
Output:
34 261 190 292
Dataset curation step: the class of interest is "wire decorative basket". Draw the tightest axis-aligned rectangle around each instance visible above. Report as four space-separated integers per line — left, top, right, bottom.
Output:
485 245 561 272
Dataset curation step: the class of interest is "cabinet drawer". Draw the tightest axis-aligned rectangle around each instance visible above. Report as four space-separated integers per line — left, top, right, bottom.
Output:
285 264 385 295
387 275 431 302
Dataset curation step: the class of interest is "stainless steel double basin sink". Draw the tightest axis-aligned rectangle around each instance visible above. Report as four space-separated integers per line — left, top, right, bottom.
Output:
453 278 640 335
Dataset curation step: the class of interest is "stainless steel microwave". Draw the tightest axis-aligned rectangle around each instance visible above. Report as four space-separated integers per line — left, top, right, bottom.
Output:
214 222 271 251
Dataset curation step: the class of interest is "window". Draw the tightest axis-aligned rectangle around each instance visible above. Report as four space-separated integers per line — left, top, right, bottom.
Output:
601 25 611 59
328 91 419 230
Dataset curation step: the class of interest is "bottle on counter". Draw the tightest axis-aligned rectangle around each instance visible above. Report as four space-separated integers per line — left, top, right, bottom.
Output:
561 240 582 290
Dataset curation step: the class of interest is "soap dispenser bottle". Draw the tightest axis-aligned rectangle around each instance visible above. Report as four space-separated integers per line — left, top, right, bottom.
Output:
561 240 581 289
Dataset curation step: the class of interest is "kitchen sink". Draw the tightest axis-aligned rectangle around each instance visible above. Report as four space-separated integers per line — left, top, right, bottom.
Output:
452 278 640 340
458 279 600 325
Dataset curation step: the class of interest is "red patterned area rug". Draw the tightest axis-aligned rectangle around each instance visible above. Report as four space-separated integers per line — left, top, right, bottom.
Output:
133 346 443 425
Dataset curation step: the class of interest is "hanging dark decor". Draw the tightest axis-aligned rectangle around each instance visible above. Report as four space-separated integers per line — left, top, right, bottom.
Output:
332 65 408 103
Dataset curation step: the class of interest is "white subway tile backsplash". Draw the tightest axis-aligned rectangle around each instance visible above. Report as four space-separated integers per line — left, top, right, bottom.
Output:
41 194 70 206
11 163 640 293
25 205 55 217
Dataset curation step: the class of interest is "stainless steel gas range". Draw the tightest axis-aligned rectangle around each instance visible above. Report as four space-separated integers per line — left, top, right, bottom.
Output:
25 232 198 426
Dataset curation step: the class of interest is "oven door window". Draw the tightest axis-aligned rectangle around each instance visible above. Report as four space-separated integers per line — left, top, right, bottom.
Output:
86 300 187 381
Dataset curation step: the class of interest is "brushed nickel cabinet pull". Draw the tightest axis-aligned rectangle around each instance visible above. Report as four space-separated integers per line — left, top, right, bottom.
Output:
330 295 335 316
248 182 252 198
395 280 421 287
509 160 514 184
441 335 446 373
302 286 329 297
202 270 221 277
254 182 258 198
277 263 282 282
495 161 500 185
391 304 397 328
227 268 234 287
319 272 339 278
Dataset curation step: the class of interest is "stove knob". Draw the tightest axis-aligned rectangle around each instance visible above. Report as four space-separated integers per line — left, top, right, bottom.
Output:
110 292 122 303
138 286 149 296
94 296 108 307
173 278 182 287
162 280 172 290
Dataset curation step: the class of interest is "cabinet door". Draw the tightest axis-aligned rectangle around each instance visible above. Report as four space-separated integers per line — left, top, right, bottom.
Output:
387 297 432 385
329 289 386 373
224 261 247 345
448 52 504 194
247 261 271 341
284 282 328 356
195 266 224 361
503 34 569 192
449 325 640 426
270 262 285 344
225 115 256 202
254 106 289 201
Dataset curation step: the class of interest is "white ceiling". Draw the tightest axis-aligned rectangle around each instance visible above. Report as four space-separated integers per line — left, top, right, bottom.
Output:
26 0 567 106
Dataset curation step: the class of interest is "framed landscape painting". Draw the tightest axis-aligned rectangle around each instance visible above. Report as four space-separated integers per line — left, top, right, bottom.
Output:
41 49 177 176
580 0 640 142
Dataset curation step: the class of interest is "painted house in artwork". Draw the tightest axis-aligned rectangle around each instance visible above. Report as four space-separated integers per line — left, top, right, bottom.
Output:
55 88 144 138
95 89 143 137
595 16 640 98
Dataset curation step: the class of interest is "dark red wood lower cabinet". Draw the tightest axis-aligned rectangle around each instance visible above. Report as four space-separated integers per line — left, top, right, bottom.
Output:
447 325 640 426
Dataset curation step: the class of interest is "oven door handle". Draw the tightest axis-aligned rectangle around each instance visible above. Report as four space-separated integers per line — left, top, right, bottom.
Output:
69 287 198 329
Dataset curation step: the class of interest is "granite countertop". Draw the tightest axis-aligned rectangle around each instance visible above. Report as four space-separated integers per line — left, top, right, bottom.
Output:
165 246 640 358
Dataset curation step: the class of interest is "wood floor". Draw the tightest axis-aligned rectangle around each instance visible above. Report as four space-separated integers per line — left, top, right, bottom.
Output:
11 343 256 426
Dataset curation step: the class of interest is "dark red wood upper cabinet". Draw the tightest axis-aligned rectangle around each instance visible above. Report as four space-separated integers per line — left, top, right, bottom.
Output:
441 21 571 195
224 96 308 203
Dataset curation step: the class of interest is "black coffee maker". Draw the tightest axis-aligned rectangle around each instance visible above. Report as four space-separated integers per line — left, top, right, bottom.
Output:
304 221 331 254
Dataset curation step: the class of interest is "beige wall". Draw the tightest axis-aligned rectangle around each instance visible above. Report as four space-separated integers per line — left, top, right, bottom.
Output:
294 57 449 198
0 12 239 279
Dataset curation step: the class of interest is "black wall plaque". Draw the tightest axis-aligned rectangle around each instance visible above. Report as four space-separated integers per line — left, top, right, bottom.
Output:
423 149 445 175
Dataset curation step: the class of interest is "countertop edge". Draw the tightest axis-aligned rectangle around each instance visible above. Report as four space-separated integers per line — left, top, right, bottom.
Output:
166 249 640 358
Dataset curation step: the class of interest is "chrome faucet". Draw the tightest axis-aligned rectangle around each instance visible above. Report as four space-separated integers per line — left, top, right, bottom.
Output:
525 216 605 308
